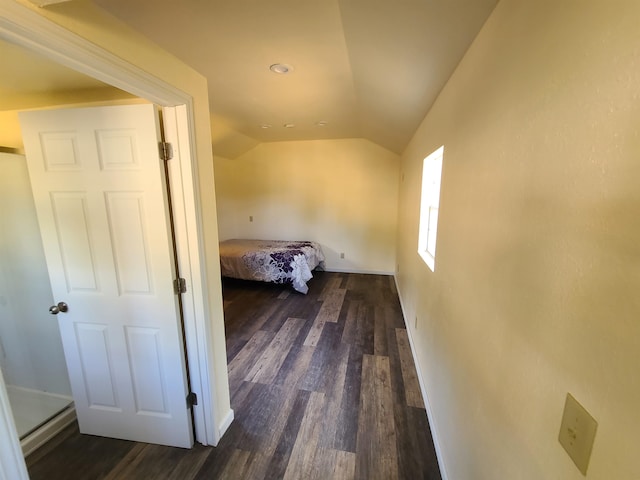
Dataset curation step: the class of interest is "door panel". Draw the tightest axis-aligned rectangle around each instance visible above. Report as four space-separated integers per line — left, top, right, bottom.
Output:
50 192 99 291
19 104 193 448
105 192 153 294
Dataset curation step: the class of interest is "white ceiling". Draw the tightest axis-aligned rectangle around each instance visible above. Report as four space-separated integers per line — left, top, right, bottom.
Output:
2 0 497 157
94 0 498 156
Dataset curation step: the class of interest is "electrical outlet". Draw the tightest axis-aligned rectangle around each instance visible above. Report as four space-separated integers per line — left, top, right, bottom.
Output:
340 252 345 259
558 393 598 475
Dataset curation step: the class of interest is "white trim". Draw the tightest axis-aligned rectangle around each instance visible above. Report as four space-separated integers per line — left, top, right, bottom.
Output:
0 1 189 107
417 146 444 273
323 268 395 276
21 407 76 457
0 370 29 480
162 106 219 446
393 274 450 480
0 0 226 450
218 409 235 439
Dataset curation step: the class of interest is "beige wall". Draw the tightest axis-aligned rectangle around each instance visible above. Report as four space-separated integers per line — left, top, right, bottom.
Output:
0 111 23 153
396 0 640 478
0 95 142 154
214 138 400 273
9 0 230 437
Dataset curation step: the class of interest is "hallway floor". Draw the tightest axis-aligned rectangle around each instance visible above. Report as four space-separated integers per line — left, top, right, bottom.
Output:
26 272 441 479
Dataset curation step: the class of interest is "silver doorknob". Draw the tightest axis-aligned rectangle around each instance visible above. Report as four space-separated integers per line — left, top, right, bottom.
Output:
49 302 68 315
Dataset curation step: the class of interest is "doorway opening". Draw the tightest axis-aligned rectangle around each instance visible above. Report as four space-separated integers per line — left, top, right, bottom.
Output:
0 151 74 455
0 4 226 477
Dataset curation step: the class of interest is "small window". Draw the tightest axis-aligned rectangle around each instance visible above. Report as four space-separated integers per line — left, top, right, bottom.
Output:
418 146 444 271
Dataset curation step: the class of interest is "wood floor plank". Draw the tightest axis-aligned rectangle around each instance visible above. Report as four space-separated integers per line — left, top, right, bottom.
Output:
332 343 363 453
222 284 275 338
282 391 325 480
395 328 425 408
27 427 137 480
227 329 274 390
299 322 342 392
238 381 312 479
318 274 344 301
397 406 442 480
356 303 375 355
387 326 438 479
356 354 399 480
373 307 389 356
345 273 361 292
218 448 251 479
273 343 316 389
303 314 326 347
333 450 357 479
341 300 360 345
102 443 191 480
320 288 346 323
102 443 147 480
166 444 212 480
277 290 291 300
355 354 375 478
225 336 248 363
24 423 78 467
373 355 399 479
239 451 274 480
225 382 303 465
245 317 306 384
263 388 311 479
106 442 210 480
238 300 283 341
318 342 351 449
303 288 346 346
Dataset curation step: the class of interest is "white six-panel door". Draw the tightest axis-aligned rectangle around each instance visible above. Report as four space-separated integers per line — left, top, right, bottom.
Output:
19 104 193 448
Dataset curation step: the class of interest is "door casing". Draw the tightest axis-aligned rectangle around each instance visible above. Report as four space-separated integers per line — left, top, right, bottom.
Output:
0 3 227 477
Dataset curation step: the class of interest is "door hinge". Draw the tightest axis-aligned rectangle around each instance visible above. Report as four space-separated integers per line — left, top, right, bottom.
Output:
174 277 187 294
186 392 198 409
159 141 173 161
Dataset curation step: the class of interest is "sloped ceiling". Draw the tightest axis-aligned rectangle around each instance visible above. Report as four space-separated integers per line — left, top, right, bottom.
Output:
94 0 498 157
0 39 130 111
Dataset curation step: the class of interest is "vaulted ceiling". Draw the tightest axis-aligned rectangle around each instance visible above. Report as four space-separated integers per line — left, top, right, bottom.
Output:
2 0 498 158
95 0 498 157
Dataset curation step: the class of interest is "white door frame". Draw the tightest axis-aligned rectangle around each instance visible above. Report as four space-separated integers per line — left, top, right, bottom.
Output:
0 368 28 480
0 2 220 475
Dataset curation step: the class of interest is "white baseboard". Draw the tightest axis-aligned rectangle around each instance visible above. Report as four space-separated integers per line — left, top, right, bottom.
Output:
216 408 234 446
21 407 76 457
322 267 394 275
393 275 449 480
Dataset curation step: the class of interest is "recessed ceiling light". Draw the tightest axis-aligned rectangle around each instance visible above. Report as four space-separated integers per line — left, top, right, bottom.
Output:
283 123 295 128
316 121 328 127
260 124 272 129
270 63 293 74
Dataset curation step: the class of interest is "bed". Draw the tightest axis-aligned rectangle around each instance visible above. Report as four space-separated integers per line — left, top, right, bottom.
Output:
218 239 325 294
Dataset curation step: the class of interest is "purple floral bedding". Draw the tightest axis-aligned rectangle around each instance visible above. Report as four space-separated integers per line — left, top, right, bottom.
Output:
219 239 325 294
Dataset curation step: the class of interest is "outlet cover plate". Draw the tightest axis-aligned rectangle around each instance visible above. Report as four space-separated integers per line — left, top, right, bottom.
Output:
558 393 598 475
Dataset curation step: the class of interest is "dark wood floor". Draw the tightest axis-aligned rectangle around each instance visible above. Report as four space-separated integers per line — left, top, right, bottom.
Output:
26 271 441 479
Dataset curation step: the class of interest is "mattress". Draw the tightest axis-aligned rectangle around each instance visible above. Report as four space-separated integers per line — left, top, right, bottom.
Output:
219 239 325 294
